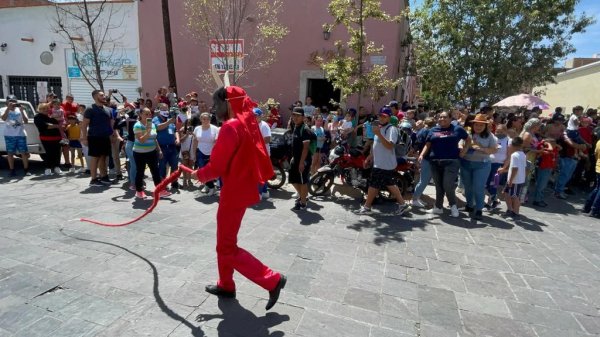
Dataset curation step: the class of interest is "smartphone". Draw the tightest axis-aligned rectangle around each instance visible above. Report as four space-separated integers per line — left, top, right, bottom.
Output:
146 118 152 126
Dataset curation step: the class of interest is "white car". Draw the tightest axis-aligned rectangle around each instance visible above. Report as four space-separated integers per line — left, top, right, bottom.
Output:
0 99 45 154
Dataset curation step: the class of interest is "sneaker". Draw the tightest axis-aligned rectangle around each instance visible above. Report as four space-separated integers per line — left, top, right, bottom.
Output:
116 174 125 181
68 167 76 173
532 201 548 207
207 188 217 196
201 185 209 193
24 170 32 176
158 190 172 198
457 187 464 195
54 167 63 175
292 202 307 211
171 181 179 189
99 176 113 185
411 199 426 208
136 191 147 199
428 207 443 215
503 210 515 218
554 193 567 200
355 206 372 215
84 169 91 175
292 192 299 198
450 205 460 218
89 178 104 186
490 200 500 209
261 191 270 200
9 169 16 177
44 168 52 176
395 204 410 216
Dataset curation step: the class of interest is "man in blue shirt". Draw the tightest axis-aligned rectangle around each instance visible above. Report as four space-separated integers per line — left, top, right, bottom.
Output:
153 103 180 189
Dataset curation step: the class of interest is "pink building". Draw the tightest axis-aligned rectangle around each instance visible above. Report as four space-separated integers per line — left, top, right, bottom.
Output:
138 1 411 117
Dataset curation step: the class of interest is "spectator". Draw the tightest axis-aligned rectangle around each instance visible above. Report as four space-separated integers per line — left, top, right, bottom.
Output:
51 99 71 170
255 108 271 199
303 96 316 119
145 99 153 110
485 124 509 209
34 103 62 176
311 115 326 175
61 93 78 119
167 86 178 107
532 138 560 207
155 87 169 106
133 108 170 199
419 111 470 217
1 95 30 176
192 112 220 196
583 135 600 217
65 115 84 173
519 118 543 203
124 107 139 190
544 113 566 140
153 103 180 189
503 136 526 219
411 117 436 207
460 114 498 220
110 105 125 180
179 120 195 189
289 107 312 211
266 98 280 128
554 131 587 199
356 106 410 215
80 90 115 186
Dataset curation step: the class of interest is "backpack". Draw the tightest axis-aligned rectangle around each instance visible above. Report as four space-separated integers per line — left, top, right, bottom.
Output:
382 124 410 158
301 124 318 155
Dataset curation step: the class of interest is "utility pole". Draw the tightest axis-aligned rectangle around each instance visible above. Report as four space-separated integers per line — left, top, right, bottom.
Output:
161 0 177 89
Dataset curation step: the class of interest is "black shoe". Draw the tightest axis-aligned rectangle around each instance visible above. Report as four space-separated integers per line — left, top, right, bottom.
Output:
84 169 91 175
204 285 236 298
291 202 306 211
171 181 180 189
463 205 474 213
473 210 483 220
116 174 125 181
100 176 114 185
532 201 548 207
89 178 104 186
266 275 287 311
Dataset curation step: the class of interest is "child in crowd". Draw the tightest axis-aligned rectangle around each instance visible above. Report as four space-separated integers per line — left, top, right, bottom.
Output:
340 111 354 138
51 99 68 142
532 138 560 208
566 106 590 158
504 136 527 219
179 122 195 189
65 115 84 172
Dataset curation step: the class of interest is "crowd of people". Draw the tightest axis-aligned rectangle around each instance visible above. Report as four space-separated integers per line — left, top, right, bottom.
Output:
3 89 600 219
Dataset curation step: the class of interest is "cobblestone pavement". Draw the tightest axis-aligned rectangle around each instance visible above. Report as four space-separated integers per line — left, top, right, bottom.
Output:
0 159 599 337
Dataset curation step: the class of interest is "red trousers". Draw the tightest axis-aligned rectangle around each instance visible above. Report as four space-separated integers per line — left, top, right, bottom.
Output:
215 206 281 292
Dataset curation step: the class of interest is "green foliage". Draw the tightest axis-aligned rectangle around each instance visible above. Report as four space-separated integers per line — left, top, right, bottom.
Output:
411 0 595 110
319 0 402 104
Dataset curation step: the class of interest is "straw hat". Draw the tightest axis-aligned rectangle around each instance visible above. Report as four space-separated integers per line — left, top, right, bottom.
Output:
266 98 279 106
472 113 490 124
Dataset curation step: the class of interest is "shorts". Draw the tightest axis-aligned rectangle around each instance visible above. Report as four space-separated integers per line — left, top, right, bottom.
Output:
87 136 112 157
566 129 585 145
504 183 523 199
4 136 28 154
369 168 398 190
289 157 311 185
69 140 82 148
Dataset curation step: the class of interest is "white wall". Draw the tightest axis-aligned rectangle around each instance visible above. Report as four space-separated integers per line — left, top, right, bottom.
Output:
0 1 140 106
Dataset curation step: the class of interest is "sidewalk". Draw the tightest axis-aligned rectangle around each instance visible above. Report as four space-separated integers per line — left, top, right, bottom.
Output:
0 166 599 337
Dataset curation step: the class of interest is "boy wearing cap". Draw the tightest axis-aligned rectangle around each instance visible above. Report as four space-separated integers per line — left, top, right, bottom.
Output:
1 96 30 176
356 106 410 216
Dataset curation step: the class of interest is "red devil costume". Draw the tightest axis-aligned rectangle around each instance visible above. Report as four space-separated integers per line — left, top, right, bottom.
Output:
194 86 286 310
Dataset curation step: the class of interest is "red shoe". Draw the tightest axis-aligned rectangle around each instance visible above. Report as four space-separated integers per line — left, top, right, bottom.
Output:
135 191 147 199
158 190 172 198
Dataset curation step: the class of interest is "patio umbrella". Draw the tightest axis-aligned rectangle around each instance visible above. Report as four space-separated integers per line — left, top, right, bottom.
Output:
493 94 550 110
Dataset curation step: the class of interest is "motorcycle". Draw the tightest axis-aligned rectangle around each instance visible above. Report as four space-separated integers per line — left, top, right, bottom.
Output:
267 128 293 189
308 138 370 196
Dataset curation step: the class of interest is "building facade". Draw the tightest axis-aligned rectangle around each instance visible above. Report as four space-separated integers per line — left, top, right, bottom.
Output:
0 0 140 106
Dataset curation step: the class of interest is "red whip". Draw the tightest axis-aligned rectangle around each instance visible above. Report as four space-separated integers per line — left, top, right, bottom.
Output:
80 165 195 227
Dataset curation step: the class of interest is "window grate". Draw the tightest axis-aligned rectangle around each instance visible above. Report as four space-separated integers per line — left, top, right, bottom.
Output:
7 76 63 108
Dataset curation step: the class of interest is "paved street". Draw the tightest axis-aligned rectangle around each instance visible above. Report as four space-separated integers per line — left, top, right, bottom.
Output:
1 159 599 337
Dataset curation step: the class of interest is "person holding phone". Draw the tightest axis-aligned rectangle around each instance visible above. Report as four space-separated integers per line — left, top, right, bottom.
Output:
132 108 171 199
2 95 31 176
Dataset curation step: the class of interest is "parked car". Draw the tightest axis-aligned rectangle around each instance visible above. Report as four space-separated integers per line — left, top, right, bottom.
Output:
0 99 45 154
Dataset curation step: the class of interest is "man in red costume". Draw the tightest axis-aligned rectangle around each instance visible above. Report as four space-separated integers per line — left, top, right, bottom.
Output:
192 86 286 310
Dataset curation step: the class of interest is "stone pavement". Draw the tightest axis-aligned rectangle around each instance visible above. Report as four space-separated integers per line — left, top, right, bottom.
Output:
0 160 599 337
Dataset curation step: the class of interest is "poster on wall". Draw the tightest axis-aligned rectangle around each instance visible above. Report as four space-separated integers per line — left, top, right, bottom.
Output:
36 81 48 101
210 39 244 73
65 48 139 80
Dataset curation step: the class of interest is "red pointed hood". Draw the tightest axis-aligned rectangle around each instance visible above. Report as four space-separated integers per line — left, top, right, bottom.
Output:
226 86 274 184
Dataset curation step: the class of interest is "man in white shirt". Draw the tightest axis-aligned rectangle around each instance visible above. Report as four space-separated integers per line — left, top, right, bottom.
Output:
1 95 30 176
303 96 316 119
255 108 271 199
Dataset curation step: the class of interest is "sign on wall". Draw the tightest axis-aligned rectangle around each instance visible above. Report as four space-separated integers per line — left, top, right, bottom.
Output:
210 39 244 73
65 48 139 80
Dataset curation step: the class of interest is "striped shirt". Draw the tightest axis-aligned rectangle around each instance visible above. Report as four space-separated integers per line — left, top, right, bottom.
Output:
133 121 157 153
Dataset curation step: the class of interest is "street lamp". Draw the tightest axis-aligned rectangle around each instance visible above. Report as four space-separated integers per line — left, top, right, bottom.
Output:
49 42 56 51
0 43 7 52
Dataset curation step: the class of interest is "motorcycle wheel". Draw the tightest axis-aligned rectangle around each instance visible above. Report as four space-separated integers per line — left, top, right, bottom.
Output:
309 171 335 196
267 165 286 189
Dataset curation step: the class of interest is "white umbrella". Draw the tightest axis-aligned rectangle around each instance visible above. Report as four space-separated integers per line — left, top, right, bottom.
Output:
493 94 550 110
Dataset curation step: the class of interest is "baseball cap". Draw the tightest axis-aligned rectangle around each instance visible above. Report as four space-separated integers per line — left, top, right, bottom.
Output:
389 100 399 108
552 113 565 122
6 95 17 102
253 107 263 116
292 107 304 116
379 106 392 116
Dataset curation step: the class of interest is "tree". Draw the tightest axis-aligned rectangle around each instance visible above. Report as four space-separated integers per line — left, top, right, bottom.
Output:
318 0 402 108
161 0 177 89
52 0 126 91
184 0 288 90
411 0 595 110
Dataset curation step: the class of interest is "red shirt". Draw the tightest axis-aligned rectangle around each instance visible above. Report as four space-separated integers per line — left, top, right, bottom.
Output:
538 142 558 169
579 126 593 154
61 101 78 118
